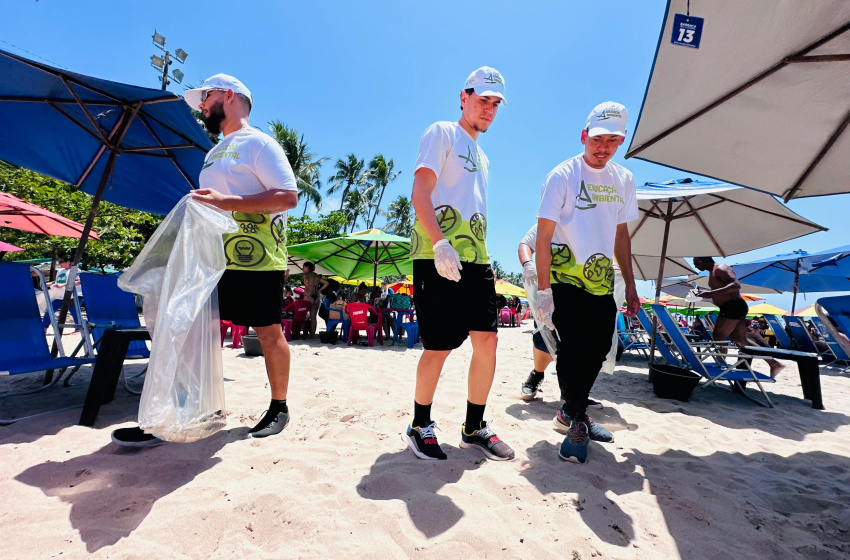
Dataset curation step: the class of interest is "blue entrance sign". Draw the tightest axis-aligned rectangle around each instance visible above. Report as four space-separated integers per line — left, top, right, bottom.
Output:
671 13 704 49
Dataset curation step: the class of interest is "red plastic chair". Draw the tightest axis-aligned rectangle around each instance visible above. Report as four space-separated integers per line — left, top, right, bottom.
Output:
220 320 248 347
282 300 311 341
346 302 383 347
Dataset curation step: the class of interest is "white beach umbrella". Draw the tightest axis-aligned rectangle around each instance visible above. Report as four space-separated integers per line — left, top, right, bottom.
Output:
626 1 850 201
631 254 695 281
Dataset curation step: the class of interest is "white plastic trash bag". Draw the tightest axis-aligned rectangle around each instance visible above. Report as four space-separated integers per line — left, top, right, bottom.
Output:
118 195 238 442
523 276 559 357
600 273 627 375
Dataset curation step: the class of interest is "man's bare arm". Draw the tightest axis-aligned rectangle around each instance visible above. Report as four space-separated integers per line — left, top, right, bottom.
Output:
699 264 741 297
518 241 534 267
535 218 556 290
614 222 640 317
410 168 444 245
192 188 298 214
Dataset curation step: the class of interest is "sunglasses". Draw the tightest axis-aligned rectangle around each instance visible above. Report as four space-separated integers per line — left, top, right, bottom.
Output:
200 88 226 103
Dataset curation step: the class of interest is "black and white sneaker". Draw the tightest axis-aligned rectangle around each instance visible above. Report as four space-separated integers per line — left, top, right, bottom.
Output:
248 409 290 438
111 426 165 448
460 421 515 461
402 422 447 460
521 370 545 400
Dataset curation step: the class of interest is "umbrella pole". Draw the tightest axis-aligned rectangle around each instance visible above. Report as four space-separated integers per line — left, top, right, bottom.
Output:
373 243 378 288
791 258 800 314
648 203 673 365
50 152 117 368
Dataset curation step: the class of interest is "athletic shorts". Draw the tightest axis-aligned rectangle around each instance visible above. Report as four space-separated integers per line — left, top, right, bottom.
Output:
717 297 748 321
218 269 285 327
413 260 498 351
532 320 559 353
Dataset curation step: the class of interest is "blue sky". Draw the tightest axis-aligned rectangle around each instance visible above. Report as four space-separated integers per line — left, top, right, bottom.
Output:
3 0 848 309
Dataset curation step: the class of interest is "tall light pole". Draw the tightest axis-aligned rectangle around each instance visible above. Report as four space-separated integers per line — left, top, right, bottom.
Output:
150 31 188 91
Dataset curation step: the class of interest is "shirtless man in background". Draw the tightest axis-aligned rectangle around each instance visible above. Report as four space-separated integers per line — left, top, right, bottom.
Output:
693 257 784 377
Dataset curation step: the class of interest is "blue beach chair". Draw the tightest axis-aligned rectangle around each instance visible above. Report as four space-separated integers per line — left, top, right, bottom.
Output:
783 315 831 359
0 264 96 424
652 304 776 407
636 307 681 366
815 297 850 374
616 312 650 357
321 298 350 342
763 315 792 349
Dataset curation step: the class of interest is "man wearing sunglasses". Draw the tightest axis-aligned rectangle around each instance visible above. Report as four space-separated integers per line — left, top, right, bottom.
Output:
111 74 299 447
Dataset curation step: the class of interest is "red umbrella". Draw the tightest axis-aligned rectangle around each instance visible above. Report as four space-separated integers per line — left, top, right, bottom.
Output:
0 192 100 240
0 241 23 252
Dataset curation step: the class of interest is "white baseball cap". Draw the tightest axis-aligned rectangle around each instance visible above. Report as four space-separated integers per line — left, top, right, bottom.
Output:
464 66 507 105
586 102 628 137
183 74 252 111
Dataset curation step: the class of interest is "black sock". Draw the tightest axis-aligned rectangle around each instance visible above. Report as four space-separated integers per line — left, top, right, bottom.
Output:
413 401 432 427
270 399 288 414
464 401 486 433
532 369 544 376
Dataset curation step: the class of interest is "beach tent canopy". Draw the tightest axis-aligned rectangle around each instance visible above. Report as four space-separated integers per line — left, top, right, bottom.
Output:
0 49 212 215
627 1 850 201
0 192 100 240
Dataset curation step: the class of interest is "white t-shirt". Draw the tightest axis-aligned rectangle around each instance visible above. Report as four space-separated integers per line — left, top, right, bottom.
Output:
520 223 621 275
537 154 637 295
409 121 490 265
199 126 298 271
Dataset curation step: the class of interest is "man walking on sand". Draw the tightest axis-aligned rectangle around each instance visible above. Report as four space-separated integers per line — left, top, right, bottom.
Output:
534 102 640 464
112 74 299 446
693 256 785 377
402 66 514 461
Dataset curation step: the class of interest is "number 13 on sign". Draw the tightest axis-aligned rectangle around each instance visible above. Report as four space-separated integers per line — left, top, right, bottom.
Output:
671 13 704 49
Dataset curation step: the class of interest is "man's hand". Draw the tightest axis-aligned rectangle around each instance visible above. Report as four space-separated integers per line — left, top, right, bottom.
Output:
623 284 640 317
534 288 556 329
521 260 537 287
433 239 462 282
191 189 239 211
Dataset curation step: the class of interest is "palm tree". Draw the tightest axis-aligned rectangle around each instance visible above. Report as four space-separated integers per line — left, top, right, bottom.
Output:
326 154 365 211
267 120 328 216
492 260 505 280
383 195 414 237
342 187 374 233
364 154 401 228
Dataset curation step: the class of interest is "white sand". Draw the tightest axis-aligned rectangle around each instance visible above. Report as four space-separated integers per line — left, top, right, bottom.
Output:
1 325 849 559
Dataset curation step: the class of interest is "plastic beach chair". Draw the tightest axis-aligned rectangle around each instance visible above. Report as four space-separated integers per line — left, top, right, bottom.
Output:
814 297 850 374
811 316 850 373
783 315 831 359
282 299 311 341
636 307 681 366
346 302 383 347
616 312 650 357
0 263 96 424
763 315 792 349
322 298 349 342
652 304 776 407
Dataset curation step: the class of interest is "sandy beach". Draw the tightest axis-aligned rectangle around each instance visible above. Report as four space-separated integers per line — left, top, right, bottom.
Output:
1 324 849 560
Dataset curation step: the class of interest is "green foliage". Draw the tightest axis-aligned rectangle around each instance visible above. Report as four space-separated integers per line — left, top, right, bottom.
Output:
267 121 327 217
326 154 366 211
364 154 401 228
0 162 162 269
286 211 348 245
383 195 414 237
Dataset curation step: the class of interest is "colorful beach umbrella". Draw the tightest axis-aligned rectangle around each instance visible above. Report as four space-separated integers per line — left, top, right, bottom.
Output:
627 2 850 201
495 279 525 297
0 192 100 240
747 302 788 316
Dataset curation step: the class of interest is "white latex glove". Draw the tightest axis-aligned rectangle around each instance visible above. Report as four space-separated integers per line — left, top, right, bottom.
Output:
533 288 555 329
433 238 462 282
521 261 537 287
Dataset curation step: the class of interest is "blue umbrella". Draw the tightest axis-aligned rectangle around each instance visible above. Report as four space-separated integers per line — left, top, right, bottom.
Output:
0 49 213 333
731 246 850 313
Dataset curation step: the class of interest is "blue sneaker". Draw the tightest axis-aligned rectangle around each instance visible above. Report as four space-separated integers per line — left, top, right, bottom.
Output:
558 419 589 464
553 409 613 443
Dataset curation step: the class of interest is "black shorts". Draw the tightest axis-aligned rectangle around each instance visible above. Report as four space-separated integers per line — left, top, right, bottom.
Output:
532 320 559 353
717 297 748 321
413 260 498 351
218 269 285 327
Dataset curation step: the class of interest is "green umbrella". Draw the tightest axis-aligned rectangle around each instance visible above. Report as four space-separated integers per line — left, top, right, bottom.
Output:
287 228 412 285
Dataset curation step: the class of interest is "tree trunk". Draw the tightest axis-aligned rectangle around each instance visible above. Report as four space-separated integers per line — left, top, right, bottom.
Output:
369 183 387 228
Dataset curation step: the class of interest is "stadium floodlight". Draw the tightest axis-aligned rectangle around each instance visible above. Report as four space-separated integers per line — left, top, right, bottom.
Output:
150 55 165 69
171 69 184 84
152 31 166 48
174 48 188 63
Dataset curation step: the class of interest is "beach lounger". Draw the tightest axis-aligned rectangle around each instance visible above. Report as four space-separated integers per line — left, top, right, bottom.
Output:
636 307 681 366
0 263 96 424
815 297 850 374
652 304 776 407
783 315 832 360
616 312 650 357
763 314 792 349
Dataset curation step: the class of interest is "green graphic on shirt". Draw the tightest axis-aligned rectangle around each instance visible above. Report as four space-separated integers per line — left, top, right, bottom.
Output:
549 244 614 295
576 180 597 210
410 208 490 265
223 212 288 271
457 146 480 173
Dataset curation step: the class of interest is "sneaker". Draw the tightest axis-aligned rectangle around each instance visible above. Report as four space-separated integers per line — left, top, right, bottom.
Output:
460 421 515 461
248 409 290 438
402 422 447 460
521 370 545 400
587 398 603 409
559 419 589 464
111 426 165 448
552 410 613 443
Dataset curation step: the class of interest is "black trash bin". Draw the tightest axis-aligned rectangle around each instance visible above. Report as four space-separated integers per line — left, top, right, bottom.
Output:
650 363 700 401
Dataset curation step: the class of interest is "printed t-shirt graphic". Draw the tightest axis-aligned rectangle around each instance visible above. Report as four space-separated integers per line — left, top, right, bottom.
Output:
409 121 490 265
199 126 297 271
537 154 637 295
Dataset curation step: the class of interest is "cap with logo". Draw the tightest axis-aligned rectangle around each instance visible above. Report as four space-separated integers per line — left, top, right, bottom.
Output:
183 74 252 111
586 102 627 137
464 66 507 105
